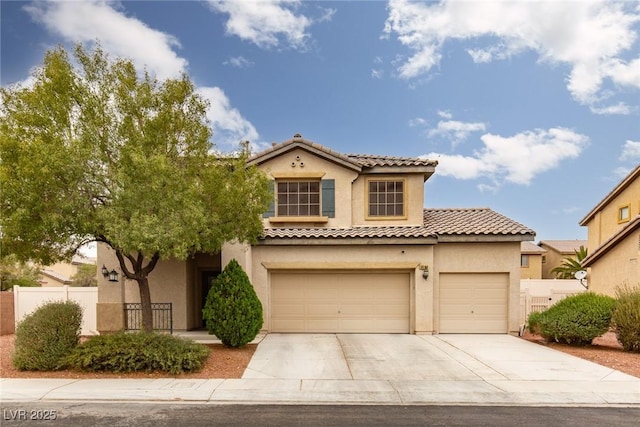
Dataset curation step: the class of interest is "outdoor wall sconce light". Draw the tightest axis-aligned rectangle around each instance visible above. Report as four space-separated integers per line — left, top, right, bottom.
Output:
419 265 429 280
102 265 119 282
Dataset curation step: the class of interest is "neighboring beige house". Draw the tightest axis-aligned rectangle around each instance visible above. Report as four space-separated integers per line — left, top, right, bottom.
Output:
520 241 546 279
39 255 97 287
580 164 640 295
97 135 535 335
538 240 587 279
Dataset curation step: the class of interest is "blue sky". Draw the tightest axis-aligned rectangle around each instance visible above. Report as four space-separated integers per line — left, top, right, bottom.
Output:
2 0 639 244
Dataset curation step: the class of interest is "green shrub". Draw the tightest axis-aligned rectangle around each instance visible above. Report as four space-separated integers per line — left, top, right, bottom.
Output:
12 300 83 370
612 283 640 353
527 311 542 334
534 292 616 346
202 259 263 347
66 332 210 374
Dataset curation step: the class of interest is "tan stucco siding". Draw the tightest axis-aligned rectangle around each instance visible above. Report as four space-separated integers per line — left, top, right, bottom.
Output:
97 243 189 331
433 242 521 334
540 247 574 279
587 229 640 296
257 148 359 228
352 174 425 226
585 180 640 251
250 244 435 334
521 253 543 279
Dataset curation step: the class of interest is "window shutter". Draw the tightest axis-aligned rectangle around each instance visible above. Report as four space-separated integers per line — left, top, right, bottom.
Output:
263 180 275 218
321 179 335 218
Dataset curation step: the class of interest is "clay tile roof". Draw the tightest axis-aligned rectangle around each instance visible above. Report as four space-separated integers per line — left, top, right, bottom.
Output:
521 241 547 253
346 154 438 168
262 226 437 240
261 208 534 241
422 208 535 236
538 240 587 253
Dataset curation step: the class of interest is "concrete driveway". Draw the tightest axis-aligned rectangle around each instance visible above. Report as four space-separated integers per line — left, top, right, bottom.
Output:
241 333 640 405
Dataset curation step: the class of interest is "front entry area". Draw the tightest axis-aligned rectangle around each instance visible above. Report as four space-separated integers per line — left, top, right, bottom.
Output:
270 271 410 333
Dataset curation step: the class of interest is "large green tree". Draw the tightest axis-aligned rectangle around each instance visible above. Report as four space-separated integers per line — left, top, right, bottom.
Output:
1 45 271 331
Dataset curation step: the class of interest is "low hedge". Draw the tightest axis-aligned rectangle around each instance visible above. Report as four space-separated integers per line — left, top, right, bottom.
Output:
65 332 210 375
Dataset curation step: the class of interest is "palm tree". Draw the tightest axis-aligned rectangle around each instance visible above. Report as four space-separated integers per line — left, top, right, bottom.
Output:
551 245 588 279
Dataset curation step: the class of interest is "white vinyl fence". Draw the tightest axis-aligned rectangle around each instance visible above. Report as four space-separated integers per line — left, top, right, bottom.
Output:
519 279 587 326
13 286 98 335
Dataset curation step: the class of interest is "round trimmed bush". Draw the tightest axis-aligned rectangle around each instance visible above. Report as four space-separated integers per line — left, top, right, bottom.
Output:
202 259 263 347
12 300 83 371
612 283 640 353
535 292 616 346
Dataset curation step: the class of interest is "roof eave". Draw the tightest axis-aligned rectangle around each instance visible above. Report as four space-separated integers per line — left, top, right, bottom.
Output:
435 234 535 243
579 164 640 226
247 139 362 172
582 216 640 267
257 236 438 246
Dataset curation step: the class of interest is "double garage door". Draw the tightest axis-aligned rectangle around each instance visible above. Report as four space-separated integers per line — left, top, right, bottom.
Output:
270 271 509 334
271 271 410 333
439 273 509 333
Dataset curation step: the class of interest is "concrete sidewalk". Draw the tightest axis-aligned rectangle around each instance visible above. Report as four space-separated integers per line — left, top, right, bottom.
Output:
1 334 639 406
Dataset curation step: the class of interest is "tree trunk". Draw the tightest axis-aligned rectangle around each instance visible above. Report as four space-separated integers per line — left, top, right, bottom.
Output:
136 276 153 332
114 249 160 333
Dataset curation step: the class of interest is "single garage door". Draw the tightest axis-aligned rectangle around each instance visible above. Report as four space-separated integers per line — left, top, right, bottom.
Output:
271 271 410 333
439 273 508 333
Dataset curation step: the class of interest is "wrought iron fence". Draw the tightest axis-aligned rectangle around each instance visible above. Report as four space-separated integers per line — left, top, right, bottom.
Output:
124 303 173 333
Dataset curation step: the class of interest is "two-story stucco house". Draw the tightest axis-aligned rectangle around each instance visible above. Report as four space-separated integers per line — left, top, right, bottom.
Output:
520 242 546 279
97 135 535 335
537 240 587 279
580 164 640 295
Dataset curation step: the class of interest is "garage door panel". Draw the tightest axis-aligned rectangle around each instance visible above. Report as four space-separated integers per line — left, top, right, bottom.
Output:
271 272 410 333
440 273 508 333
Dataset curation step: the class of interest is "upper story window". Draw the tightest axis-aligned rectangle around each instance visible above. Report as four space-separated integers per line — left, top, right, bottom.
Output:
277 180 320 216
618 204 631 223
520 254 529 268
367 178 405 218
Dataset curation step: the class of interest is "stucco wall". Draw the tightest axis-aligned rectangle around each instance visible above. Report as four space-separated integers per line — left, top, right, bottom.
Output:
521 253 543 279
433 241 521 334
351 174 425 226
251 243 435 334
585 179 640 251
540 247 572 279
97 243 189 331
258 147 359 228
587 229 640 296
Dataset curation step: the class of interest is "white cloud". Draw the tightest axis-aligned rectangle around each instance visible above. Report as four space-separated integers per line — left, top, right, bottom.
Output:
25 0 187 80
24 0 260 150
197 86 259 148
590 103 634 115
428 119 486 146
206 0 323 50
224 56 254 68
384 0 640 110
408 117 426 127
424 127 589 187
437 110 452 119
620 140 640 161
371 69 383 79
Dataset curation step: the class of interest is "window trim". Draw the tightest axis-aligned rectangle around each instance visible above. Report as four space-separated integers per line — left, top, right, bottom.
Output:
618 203 631 224
365 177 408 220
271 178 325 221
